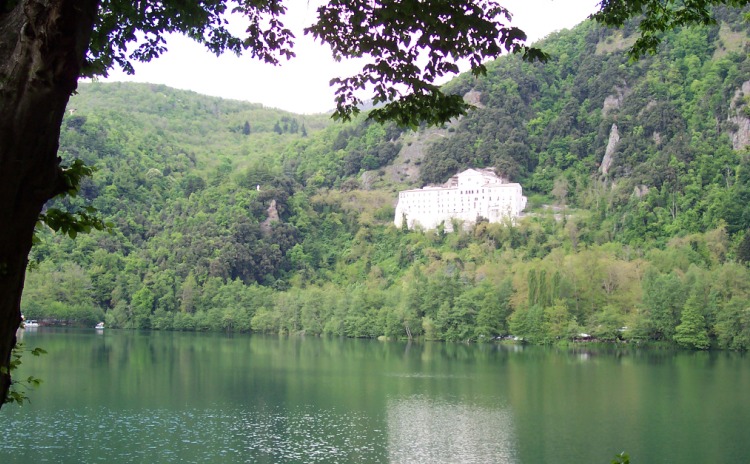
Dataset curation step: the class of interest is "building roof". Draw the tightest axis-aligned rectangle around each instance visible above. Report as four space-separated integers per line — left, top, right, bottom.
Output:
400 168 513 193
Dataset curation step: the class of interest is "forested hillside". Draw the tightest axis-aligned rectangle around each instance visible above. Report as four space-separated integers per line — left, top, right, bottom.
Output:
24 8 750 350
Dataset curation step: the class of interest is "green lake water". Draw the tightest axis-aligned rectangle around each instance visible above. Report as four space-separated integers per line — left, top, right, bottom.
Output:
1 328 749 463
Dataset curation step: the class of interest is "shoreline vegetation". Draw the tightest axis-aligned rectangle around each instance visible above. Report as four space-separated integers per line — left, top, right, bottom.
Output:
24 10 750 352
23 222 750 351
11 317 719 353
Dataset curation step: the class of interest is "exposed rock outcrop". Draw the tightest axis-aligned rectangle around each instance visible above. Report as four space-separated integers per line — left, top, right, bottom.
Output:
260 199 279 235
381 124 456 184
602 85 631 116
652 131 662 146
463 90 484 108
633 185 650 198
728 80 750 151
600 124 620 176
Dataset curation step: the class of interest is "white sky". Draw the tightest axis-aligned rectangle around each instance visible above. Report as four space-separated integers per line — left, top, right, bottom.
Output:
99 0 600 114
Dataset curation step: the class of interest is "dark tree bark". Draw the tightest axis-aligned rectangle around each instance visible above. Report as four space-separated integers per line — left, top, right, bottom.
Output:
0 0 98 405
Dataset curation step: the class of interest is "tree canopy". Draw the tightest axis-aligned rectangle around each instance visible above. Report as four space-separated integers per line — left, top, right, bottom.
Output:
23 1 750 351
1 0 749 406
0 0 541 408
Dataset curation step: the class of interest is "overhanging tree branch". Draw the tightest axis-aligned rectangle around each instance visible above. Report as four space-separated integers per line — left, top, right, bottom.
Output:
593 0 750 59
306 0 547 126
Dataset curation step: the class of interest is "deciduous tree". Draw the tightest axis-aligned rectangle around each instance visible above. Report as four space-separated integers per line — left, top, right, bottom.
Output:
0 0 542 403
0 0 746 404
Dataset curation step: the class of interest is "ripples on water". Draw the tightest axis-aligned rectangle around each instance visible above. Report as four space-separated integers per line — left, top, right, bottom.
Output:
1 405 383 463
2 397 516 464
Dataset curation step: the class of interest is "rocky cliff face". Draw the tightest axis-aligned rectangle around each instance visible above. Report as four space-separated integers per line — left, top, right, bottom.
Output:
600 123 620 176
729 80 750 151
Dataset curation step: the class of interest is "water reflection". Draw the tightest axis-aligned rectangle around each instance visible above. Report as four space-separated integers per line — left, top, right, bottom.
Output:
387 396 518 464
4 330 750 464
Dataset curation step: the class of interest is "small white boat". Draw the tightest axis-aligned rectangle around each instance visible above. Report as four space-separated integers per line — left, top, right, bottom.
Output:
24 320 39 328
95 322 105 330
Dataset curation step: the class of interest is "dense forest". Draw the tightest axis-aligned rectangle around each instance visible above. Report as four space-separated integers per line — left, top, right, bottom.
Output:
24 8 750 350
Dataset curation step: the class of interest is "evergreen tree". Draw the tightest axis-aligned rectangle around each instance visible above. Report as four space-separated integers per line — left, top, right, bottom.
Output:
737 230 750 264
674 289 710 350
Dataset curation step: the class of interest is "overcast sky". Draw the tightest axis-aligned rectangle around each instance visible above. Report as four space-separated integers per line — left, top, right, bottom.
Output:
99 0 600 114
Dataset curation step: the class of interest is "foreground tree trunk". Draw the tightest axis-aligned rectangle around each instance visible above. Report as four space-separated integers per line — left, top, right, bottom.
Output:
0 0 98 406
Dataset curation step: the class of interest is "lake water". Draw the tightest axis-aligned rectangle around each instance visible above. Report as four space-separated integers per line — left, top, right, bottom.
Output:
1 329 749 463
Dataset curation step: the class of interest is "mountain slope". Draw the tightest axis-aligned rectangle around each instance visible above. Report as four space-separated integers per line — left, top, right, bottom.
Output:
412 8 750 244
23 9 750 349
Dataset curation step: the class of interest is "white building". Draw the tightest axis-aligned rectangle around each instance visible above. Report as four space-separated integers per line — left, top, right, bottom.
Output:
394 168 527 230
